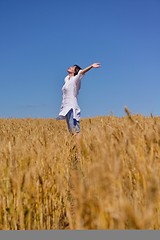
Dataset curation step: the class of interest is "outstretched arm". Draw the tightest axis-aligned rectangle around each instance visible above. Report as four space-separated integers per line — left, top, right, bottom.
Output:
80 63 101 75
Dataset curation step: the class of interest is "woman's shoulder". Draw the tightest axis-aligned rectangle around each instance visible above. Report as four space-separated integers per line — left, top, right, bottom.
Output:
74 70 84 81
64 75 69 83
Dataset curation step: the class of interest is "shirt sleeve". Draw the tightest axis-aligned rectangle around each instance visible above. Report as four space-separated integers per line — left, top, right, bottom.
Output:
78 70 84 78
74 70 84 83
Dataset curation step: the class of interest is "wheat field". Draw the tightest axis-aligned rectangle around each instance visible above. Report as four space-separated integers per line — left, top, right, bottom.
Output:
0 110 160 229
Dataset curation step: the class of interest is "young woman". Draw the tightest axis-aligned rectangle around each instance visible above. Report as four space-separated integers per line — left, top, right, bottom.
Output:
57 63 101 134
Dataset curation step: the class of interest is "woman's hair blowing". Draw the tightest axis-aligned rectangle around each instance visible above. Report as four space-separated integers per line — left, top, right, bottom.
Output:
74 65 81 76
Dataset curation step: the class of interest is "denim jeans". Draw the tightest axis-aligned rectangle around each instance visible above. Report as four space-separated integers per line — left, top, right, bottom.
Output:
65 109 80 134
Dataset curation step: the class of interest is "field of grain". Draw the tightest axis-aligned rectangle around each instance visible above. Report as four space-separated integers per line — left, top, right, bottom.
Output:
0 110 160 229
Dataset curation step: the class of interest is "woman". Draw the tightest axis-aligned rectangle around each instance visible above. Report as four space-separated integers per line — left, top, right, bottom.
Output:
57 63 101 134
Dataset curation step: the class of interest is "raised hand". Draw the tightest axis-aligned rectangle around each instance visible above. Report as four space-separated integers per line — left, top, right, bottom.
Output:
91 63 101 68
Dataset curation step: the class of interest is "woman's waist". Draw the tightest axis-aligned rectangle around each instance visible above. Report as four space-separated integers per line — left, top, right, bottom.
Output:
62 96 78 104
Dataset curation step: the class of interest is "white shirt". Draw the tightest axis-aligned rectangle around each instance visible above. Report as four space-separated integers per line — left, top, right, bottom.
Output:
58 70 84 121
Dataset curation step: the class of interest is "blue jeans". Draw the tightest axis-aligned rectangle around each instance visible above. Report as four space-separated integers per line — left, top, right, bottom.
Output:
66 109 80 134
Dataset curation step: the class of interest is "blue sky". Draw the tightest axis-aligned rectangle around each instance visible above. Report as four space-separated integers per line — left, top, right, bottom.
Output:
0 0 160 118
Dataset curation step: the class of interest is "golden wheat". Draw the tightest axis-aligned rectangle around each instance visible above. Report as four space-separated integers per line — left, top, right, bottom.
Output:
0 113 160 229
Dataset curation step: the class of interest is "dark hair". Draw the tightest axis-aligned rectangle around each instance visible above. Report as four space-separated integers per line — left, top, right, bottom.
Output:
74 64 81 76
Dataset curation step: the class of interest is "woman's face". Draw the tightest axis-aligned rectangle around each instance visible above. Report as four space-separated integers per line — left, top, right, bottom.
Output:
67 66 76 74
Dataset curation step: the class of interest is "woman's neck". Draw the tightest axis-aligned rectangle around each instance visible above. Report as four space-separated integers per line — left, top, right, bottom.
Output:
68 73 74 78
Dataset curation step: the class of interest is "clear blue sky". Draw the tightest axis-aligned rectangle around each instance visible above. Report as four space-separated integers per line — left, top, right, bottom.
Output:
0 0 160 118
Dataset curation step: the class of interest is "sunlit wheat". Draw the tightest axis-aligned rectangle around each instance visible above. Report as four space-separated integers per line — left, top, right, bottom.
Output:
0 113 160 229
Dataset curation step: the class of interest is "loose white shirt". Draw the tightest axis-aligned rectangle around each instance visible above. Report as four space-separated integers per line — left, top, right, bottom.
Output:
58 70 84 121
